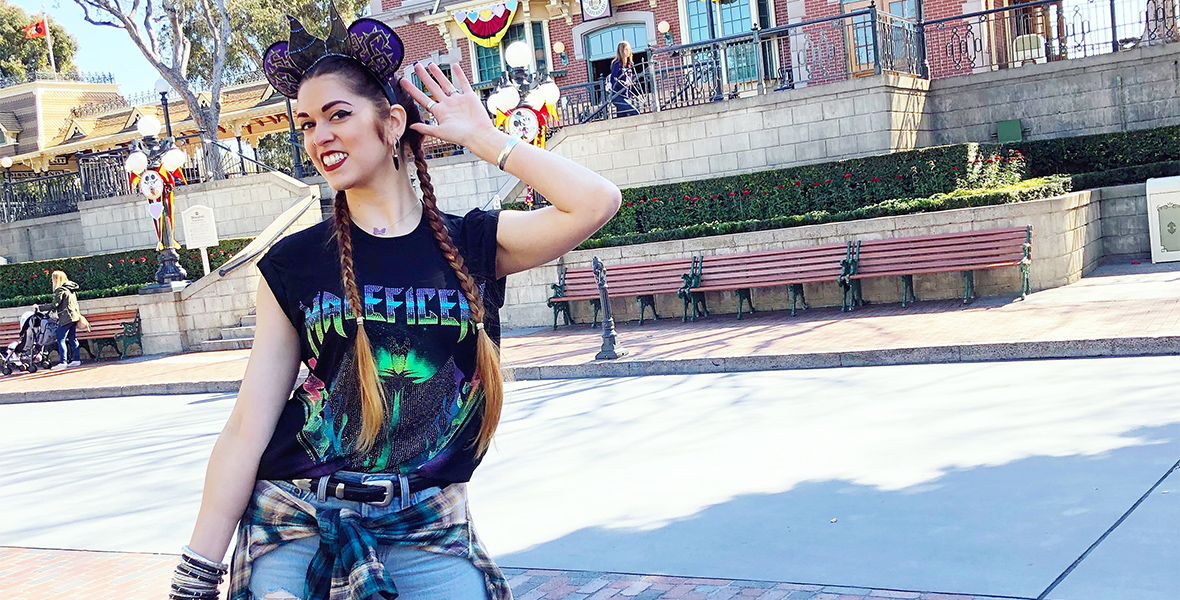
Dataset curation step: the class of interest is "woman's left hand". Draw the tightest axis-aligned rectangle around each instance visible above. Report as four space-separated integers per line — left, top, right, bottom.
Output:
399 63 498 149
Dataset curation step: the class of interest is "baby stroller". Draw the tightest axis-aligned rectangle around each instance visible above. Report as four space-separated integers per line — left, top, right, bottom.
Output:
2 309 57 375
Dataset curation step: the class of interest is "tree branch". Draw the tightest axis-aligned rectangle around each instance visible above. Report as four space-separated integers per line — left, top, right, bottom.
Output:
72 1 124 28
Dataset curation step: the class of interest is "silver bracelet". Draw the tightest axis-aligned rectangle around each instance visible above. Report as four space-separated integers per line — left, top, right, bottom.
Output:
497 136 521 171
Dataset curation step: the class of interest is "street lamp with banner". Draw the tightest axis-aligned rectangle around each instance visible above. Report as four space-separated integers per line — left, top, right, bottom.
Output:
125 114 189 289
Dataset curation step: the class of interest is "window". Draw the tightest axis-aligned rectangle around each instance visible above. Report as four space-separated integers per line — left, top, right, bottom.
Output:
584 23 648 60
532 22 548 73
687 0 712 43
411 64 453 92
0 130 7 145
476 44 503 82
719 0 752 35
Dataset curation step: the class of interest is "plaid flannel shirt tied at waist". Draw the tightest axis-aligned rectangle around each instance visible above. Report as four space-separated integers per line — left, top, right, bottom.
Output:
229 480 512 600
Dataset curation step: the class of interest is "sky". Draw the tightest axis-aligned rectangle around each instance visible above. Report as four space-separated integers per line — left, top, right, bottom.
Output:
13 0 162 95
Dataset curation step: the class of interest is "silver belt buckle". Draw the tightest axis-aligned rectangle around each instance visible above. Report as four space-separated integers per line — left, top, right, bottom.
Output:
368 480 395 507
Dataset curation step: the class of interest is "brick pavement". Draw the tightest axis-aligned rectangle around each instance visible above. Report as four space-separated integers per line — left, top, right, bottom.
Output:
2 261 1176 398
0 547 1014 600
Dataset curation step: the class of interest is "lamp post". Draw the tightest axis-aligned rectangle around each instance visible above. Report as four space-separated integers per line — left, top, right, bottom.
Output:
155 78 174 137
553 41 569 67
1 156 12 222
485 41 562 209
125 114 189 289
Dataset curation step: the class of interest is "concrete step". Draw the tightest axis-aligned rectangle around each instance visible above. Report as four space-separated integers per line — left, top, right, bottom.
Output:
220 325 256 340
201 338 253 352
240 314 257 327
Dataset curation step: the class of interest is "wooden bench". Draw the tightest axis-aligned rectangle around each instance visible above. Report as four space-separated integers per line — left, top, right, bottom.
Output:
0 309 141 361
842 226 1032 309
547 257 697 329
683 242 852 320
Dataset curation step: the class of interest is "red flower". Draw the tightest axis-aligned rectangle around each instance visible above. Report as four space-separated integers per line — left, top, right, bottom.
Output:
871 177 881 183
896 175 904 179
711 195 718 199
639 199 645 203
762 191 769 195
824 179 831 184
120 259 125 263
683 195 690 200
107 263 112 268
742 190 750 195
140 256 146 261
812 182 821 187
951 167 959 171
626 202 633 207
844 173 852 178
729 192 735 197
793 181 801 186
692 197 699 201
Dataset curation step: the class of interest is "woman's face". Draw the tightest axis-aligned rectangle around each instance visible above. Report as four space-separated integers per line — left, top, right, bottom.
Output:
295 74 401 190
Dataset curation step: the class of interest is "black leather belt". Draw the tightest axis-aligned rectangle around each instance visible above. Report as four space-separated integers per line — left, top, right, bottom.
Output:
290 474 438 507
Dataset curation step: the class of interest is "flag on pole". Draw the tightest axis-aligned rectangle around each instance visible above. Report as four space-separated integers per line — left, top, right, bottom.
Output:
23 18 47 39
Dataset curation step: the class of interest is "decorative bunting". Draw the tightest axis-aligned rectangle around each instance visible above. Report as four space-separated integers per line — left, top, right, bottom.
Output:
454 0 518 48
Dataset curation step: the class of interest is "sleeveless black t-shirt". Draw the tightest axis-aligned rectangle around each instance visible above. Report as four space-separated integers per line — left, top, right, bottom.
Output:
254 208 504 483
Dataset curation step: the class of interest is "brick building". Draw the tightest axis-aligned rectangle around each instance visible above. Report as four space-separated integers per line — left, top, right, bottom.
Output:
366 0 1040 93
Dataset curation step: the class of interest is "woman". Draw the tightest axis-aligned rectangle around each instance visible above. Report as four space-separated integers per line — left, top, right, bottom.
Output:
36 270 81 370
609 41 639 118
169 9 619 600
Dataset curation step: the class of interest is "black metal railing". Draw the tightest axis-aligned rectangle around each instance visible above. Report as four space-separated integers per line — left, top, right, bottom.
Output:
0 172 84 223
557 0 1175 122
0 71 114 91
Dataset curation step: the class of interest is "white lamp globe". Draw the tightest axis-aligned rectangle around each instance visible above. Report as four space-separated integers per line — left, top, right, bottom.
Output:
124 151 149 174
525 88 545 110
552 41 565 54
136 114 163 138
504 41 531 69
0 156 12 169
658 20 671 34
162 147 187 171
154 78 171 95
489 85 520 113
538 80 560 106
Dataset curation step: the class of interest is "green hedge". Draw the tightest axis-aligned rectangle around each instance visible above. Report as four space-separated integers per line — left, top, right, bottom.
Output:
595 144 1026 239
575 176 1071 250
0 238 253 307
1070 160 1180 190
1008 125 1180 177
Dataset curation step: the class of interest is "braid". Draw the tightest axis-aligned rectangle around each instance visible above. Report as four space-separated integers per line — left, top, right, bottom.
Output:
333 190 386 453
412 143 503 456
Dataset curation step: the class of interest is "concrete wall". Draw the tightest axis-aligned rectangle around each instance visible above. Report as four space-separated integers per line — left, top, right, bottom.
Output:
924 44 1180 146
0 190 324 356
78 172 315 255
547 73 930 191
0 172 318 264
0 212 85 263
500 185 1143 330
1100 183 1151 261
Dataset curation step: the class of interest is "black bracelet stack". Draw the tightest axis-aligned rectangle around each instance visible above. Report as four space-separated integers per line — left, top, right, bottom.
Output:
169 545 229 600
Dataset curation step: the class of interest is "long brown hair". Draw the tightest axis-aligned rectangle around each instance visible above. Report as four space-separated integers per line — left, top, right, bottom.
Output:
302 56 504 456
614 41 633 68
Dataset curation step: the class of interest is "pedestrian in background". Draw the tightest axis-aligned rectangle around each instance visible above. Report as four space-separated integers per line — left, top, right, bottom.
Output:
37 270 82 370
610 41 640 118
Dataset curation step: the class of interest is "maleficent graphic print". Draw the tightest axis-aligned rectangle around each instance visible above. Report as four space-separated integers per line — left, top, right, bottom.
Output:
255 209 504 483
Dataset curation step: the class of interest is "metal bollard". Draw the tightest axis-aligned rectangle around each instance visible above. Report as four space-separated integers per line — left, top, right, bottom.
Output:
592 257 627 360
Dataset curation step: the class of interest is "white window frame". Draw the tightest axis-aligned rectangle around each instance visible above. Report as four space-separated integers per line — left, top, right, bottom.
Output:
469 17 553 84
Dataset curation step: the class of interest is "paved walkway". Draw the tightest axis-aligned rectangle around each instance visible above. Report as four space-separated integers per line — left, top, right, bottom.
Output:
0 546 1022 600
2 261 1178 401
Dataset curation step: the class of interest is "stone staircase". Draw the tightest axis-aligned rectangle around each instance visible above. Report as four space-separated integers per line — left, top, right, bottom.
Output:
200 312 256 351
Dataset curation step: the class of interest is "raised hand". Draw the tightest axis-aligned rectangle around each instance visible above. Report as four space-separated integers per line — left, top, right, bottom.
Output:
399 63 498 149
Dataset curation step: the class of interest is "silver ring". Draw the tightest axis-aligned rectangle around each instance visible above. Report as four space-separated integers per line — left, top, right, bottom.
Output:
446 88 462 96
425 99 437 111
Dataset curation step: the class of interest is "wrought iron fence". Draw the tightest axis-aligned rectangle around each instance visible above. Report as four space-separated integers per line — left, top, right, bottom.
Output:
923 0 1177 77
0 71 114 91
0 172 84 223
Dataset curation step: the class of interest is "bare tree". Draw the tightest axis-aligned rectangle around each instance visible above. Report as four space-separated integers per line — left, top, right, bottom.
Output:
71 0 231 178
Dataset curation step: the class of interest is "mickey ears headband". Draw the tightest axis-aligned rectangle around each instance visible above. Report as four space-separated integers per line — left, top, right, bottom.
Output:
263 3 406 101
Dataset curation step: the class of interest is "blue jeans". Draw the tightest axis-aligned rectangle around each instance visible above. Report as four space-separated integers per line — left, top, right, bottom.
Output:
56 321 79 364
249 474 488 600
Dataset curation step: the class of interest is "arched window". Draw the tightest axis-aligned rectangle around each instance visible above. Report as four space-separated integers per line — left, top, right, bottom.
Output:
583 23 649 61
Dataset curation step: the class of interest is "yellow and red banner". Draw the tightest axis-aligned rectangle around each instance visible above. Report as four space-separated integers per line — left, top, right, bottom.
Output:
454 0 518 48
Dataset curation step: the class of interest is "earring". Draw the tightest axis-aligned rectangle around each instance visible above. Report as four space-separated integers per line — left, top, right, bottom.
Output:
393 136 401 171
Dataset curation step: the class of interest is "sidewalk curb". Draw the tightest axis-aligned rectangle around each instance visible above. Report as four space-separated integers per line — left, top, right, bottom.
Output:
3 336 1178 404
